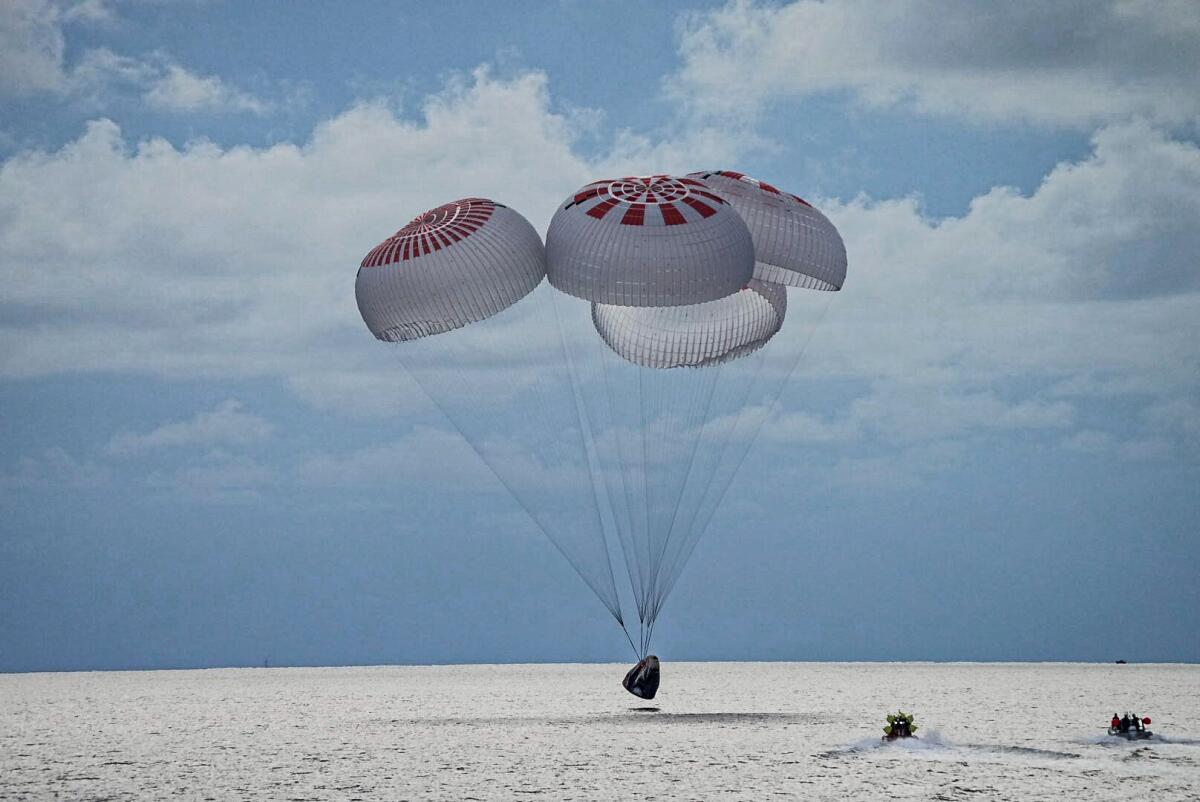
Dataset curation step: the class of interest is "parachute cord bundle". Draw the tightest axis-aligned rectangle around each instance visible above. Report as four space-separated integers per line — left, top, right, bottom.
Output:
387 283 627 632
553 290 805 658
548 286 641 657
651 292 834 614
389 288 834 660
551 288 659 656
549 288 724 657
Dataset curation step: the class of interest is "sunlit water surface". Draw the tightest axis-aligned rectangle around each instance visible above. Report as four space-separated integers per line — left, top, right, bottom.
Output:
2 662 1198 800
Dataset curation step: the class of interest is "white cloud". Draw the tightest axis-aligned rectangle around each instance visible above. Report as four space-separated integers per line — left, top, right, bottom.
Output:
69 50 269 114
1060 429 1174 462
0 1 268 113
70 46 157 91
0 67 1197 473
768 408 862 444
1062 429 1115 454
144 449 275 502
0 68 735 399
1117 437 1173 461
61 0 113 24
143 64 268 114
845 386 1074 444
724 119 1199 470
295 426 490 488
296 424 589 495
0 446 110 488
755 384 1073 448
793 122 1200 396
0 0 69 95
673 0 1200 127
1143 398 1200 438
825 440 967 492
107 399 273 455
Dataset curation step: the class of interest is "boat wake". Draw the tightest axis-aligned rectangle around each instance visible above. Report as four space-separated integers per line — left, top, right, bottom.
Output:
1150 735 1200 746
971 744 1080 760
821 731 949 757
825 734 1079 762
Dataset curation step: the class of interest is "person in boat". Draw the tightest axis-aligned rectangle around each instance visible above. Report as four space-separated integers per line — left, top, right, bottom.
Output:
1111 713 1120 731
884 711 915 738
1119 713 1131 732
1131 713 1142 732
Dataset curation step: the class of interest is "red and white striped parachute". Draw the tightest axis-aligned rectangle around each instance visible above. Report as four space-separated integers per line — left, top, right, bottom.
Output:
355 173 846 664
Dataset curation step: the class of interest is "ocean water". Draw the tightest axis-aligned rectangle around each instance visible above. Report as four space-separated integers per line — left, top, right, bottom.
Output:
2 662 1198 800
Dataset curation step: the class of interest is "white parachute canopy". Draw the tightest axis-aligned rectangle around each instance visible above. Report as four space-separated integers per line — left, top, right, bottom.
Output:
592 279 787 369
687 171 847 291
355 198 545 341
546 175 754 306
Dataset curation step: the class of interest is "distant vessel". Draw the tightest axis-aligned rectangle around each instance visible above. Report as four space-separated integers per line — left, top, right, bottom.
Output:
883 711 918 741
1108 715 1152 739
1115 659 1127 664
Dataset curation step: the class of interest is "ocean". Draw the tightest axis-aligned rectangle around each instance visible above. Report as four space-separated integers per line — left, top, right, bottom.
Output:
2 662 1198 800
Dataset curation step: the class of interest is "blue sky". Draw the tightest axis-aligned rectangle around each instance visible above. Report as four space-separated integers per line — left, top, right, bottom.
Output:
1 0 1198 672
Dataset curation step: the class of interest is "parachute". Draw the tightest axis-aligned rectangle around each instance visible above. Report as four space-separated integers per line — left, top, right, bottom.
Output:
685 171 847 291
356 198 544 341
546 175 754 306
355 173 846 667
591 279 786 370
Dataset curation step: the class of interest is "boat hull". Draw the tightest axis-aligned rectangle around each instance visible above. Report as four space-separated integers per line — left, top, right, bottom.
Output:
1107 728 1153 740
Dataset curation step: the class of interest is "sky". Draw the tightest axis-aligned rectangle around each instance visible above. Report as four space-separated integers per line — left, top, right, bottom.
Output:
1 0 1198 673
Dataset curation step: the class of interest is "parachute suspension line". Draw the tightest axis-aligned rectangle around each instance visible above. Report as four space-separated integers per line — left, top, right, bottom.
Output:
657 339 776 606
393 358 557 571
576 310 650 629
503 293 623 624
621 621 639 659
567 205 653 635
639 618 656 659
595 340 649 623
639 367 698 632
696 292 833 537
656 292 835 609
391 307 625 628
637 365 652 621
549 287 626 629
643 352 763 629
643 360 724 629
643 293 824 626
639 367 662 623
641 361 705 627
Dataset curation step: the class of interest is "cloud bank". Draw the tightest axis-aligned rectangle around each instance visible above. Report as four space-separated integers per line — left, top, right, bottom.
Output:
2 4 1198 492
674 0 1200 127
107 399 274 455
0 0 268 114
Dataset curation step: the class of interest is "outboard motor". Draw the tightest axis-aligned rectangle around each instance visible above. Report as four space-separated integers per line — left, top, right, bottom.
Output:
622 655 661 699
